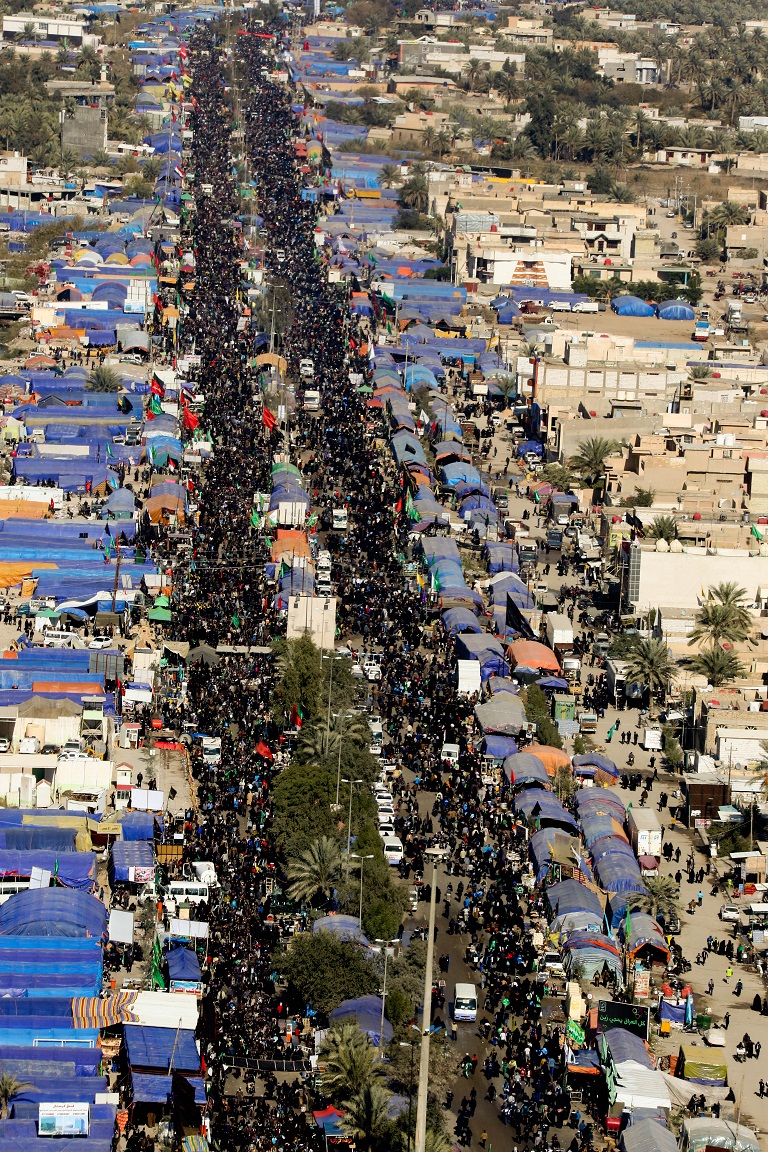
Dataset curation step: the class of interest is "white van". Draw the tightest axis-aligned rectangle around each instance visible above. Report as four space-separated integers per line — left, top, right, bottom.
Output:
453 982 478 1022
140 880 210 911
41 631 85 650
19 737 40 754
382 836 403 865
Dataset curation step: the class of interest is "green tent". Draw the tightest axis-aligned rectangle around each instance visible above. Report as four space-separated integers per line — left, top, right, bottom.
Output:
148 607 172 623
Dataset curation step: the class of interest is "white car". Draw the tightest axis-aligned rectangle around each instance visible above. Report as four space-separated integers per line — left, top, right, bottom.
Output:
363 662 382 682
378 820 395 837
88 636 114 650
719 903 741 922
0 739 9 753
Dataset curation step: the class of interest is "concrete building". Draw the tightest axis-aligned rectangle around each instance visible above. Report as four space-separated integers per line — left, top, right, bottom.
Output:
0 152 27 187
46 76 115 158
2 13 97 45
624 542 768 614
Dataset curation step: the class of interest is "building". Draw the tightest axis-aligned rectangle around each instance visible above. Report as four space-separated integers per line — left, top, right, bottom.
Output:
46 76 115 158
624 541 768 614
2 13 97 45
0 152 27 187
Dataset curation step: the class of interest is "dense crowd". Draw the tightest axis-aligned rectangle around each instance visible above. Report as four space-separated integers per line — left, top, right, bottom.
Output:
147 15 585 1152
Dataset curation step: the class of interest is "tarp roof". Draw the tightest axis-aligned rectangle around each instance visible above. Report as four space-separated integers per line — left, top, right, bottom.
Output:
124 1025 200 1074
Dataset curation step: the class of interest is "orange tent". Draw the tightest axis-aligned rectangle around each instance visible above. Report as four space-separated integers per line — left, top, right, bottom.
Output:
506 639 560 672
525 744 571 775
271 529 311 562
32 681 104 694
0 561 57 589
0 501 49 519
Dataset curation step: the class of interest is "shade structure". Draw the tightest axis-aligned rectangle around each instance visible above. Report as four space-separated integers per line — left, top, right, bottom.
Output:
328 995 393 1047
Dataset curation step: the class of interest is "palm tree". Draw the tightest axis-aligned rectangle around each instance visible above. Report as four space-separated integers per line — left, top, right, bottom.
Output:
340 1083 392 1152
688 645 746 686
286 836 342 904
647 515 676 543
320 1022 383 1099
86 365 120 393
623 638 676 700
378 164 402 189
297 709 371 759
90 149 112 168
59 148 81 179
568 437 621 485
689 364 712 380
689 584 752 646
462 59 489 94
492 71 519 105
0 1072 32 1120
627 876 681 922
141 156 164 183
399 174 429 215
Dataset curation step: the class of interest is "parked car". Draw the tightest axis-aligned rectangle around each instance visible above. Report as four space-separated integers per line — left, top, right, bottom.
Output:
88 636 114 650
719 903 741 922
41 743 60 756
0 739 9 753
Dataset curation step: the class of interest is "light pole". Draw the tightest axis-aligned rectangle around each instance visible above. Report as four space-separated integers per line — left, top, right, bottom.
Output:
375 938 399 1060
415 845 446 1152
333 709 346 812
342 778 363 875
350 852 373 925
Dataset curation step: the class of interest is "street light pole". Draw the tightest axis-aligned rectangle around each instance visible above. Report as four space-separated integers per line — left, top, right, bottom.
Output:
415 846 445 1152
375 938 398 1060
350 852 373 925
334 710 345 811
342 778 363 875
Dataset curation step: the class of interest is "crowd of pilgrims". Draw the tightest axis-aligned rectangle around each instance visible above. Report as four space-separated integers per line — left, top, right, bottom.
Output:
154 15 582 1152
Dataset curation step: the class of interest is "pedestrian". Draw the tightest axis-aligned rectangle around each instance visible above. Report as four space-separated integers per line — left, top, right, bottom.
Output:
707 978 714 996
759 1079 765 1098
756 1040 762 1059
724 1011 731 1029
480 1129 488 1148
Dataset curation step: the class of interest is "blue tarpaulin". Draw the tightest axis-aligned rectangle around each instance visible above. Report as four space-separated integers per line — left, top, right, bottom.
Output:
0 889 107 938
166 946 201 982
109 840 154 883
329 995 393 1047
124 1026 200 1074
0 851 95 890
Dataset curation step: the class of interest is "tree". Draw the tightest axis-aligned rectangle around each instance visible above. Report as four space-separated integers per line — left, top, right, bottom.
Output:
521 684 562 749
286 836 342 904
399 174 429 215
141 155 164 183
272 634 323 722
275 931 379 1015
378 164 402 189
59 147 81 178
296 709 372 760
622 487 655 507
627 876 680 922
623 638 676 701
86 365 120 393
320 1022 383 1100
568 436 621 485
688 645 746 687
647 515 676 543
0 1073 31 1120
542 463 577 491
340 1083 392 1152
689 584 752 647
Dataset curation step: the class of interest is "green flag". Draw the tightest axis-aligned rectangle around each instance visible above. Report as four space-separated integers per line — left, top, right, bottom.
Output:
250 509 263 529
150 396 163 415
625 902 632 942
232 613 240 628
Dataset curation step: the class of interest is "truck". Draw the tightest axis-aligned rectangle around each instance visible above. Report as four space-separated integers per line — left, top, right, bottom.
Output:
626 807 662 858
518 543 538 568
546 528 563 550
545 612 574 652
692 319 710 342
642 727 663 752
303 389 321 411
201 736 222 765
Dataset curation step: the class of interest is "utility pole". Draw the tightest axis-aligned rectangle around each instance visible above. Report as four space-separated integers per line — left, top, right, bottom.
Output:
415 845 446 1152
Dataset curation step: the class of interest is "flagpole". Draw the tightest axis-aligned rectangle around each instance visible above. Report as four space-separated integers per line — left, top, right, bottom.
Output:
111 537 122 613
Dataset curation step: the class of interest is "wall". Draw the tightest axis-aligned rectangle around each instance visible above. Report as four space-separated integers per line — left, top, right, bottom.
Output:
62 106 108 157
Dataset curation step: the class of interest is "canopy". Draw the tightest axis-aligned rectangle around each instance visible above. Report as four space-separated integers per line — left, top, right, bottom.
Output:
328 995 393 1047
506 639 560 672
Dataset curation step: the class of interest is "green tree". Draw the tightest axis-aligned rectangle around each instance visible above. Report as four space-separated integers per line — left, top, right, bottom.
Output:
296 709 372 760
287 836 342 904
272 635 323 722
399 174 429 214
0 1073 32 1120
86 365 120 393
378 164 402 189
623 638 676 701
622 487 655 507
275 931 379 1015
647 514 676 542
627 875 680 921
320 1022 383 1100
521 684 562 749
340 1083 392 1152
568 436 621 485
688 645 746 686
689 584 752 647
542 463 577 491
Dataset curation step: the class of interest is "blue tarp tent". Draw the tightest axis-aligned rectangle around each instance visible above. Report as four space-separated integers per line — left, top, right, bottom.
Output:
109 841 154 884
611 295 655 317
0 851 95 890
124 1025 200 1074
166 946 202 982
329 995 393 1047
0 889 107 938
657 299 695 321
